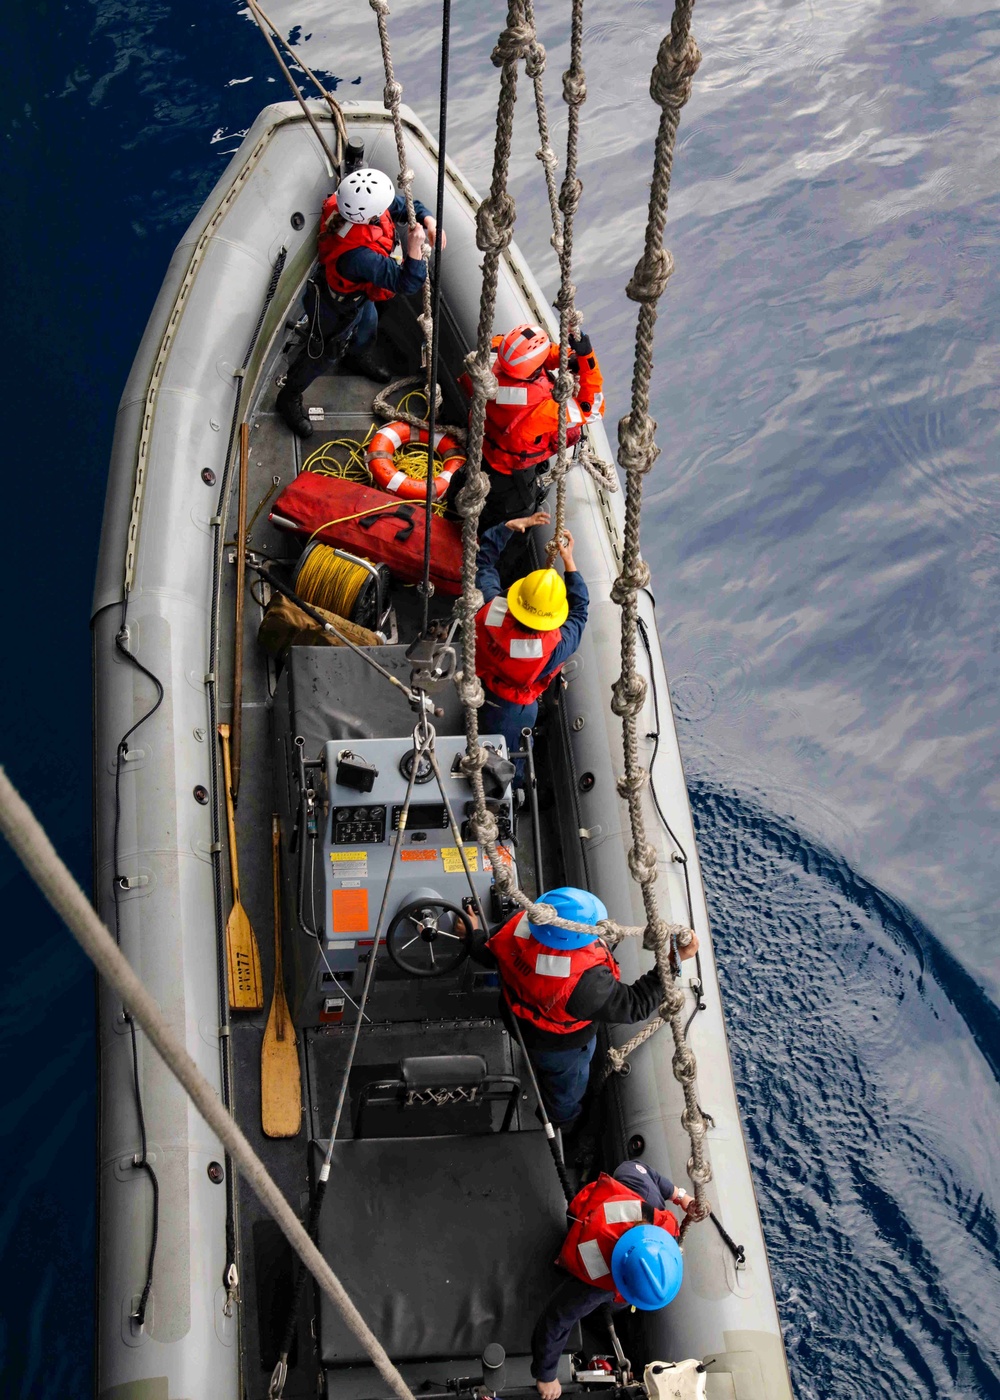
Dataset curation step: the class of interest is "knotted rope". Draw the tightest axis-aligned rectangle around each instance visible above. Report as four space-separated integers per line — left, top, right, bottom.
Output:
369 0 436 396
599 0 710 1239
544 0 588 563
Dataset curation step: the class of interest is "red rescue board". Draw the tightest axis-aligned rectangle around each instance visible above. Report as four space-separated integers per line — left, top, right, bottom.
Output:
270 472 464 596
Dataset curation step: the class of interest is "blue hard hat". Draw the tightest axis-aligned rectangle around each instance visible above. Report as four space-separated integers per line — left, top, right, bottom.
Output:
610 1224 683 1310
529 887 608 949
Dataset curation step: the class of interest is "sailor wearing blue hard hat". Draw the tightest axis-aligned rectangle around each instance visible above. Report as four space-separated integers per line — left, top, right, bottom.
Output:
469 886 699 1132
531 1158 696 1399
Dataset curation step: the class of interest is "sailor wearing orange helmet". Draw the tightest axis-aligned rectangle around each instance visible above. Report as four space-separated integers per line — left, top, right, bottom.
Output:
453 322 605 533
474 511 588 773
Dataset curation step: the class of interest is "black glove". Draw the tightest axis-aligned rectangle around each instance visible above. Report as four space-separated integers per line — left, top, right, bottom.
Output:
568 329 593 358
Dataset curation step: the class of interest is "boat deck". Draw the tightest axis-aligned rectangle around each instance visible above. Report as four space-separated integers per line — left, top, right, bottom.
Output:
218 324 580 1398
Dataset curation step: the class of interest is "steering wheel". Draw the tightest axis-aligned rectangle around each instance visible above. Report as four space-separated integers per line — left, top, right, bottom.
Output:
386 898 471 978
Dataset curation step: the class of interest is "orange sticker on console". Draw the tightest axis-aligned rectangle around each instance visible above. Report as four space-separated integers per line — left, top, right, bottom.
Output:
401 848 439 862
332 888 369 933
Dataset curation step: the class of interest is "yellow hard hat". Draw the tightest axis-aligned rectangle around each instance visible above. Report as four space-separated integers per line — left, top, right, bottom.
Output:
506 568 569 631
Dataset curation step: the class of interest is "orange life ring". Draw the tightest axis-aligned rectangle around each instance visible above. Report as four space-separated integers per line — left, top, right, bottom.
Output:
366 420 465 500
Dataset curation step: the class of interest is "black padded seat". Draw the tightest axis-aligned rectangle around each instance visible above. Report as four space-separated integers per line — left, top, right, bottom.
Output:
312 1133 568 1365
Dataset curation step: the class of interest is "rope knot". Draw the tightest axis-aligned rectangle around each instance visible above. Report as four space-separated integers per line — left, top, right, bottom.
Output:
525 41 547 79
456 675 485 709
368 0 390 14
550 369 574 404
470 810 499 845
687 1158 713 1187
558 176 583 219
681 1105 707 1140
460 745 489 776
476 193 517 252
650 33 702 111
642 916 671 952
610 559 651 604
597 919 623 948
397 166 414 190
616 767 648 800
492 21 536 67
611 672 647 718
537 143 558 173
463 351 499 401
659 986 686 1019
606 1045 629 1076
627 841 658 884
617 411 661 475
672 1043 697 1085
456 471 491 518
382 79 404 111
562 68 587 107
626 246 675 303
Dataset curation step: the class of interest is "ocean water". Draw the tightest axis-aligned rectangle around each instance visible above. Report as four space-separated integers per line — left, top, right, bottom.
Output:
1 0 998 1396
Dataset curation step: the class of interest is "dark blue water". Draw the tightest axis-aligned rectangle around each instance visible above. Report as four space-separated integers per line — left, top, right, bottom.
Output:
2 1 998 1395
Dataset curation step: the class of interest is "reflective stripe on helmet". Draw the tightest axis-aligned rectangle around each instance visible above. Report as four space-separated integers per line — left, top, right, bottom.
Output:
535 953 572 978
578 1240 611 1280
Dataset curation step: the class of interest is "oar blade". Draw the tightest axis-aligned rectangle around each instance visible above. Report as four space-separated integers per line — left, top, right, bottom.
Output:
226 901 264 1010
261 989 302 1138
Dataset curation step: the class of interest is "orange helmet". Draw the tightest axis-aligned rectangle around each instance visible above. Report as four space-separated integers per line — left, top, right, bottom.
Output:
495 323 551 380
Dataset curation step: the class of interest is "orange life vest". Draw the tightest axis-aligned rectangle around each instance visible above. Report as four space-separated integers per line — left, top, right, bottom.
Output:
474 596 563 706
557 1173 680 1301
318 194 397 302
486 913 620 1035
482 370 567 474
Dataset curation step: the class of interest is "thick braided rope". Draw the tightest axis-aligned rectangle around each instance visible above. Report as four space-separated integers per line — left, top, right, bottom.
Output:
450 1 688 949
369 0 435 397
602 0 712 1231
544 0 588 563
522 0 563 253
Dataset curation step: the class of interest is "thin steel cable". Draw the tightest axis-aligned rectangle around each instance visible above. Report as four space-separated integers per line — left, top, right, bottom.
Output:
0 767 415 1400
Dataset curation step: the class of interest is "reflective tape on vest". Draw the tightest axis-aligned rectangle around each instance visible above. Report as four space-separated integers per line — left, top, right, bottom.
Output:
485 597 509 627
578 1239 611 1281
603 1199 644 1226
535 953 572 978
513 916 531 939
510 637 544 659
386 471 408 494
495 385 529 405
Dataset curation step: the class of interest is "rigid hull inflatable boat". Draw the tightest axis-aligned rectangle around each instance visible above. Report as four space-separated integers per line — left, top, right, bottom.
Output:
92 101 793 1400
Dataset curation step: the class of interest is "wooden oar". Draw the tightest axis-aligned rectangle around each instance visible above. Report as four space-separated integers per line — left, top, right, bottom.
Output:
218 723 263 1010
230 422 250 805
262 814 302 1139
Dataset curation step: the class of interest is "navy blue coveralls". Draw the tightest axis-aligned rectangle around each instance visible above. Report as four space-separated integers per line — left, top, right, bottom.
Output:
475 523 589 772
283 193 431 396
531 1161 680 1384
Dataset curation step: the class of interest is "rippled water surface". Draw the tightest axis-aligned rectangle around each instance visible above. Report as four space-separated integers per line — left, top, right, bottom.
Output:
2 0 998 1395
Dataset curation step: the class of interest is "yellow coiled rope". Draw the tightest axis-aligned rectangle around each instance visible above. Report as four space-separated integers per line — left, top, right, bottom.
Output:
295 545 372 621
300 393 448 514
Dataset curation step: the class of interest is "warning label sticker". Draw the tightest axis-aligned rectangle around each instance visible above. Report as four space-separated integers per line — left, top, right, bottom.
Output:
401 848 439 862
330 851 367 880
332 888 369 934
442 846 479 874
485 845 514 871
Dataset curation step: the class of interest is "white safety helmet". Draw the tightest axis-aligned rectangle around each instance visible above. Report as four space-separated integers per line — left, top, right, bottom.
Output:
336 168 396 224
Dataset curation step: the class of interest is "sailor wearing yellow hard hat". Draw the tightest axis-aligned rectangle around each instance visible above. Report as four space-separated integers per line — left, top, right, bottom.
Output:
474 512 588 775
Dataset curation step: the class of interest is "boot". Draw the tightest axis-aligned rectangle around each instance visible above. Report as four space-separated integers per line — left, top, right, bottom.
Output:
276 385 313 439
343 344 393 384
